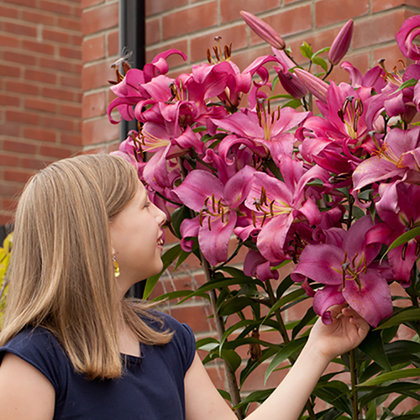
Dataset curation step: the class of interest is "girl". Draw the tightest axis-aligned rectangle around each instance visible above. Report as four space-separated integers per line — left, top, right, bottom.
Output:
0 154 369 420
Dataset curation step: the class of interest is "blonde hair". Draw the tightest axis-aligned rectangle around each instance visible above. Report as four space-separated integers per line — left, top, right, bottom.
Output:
0 154 172 379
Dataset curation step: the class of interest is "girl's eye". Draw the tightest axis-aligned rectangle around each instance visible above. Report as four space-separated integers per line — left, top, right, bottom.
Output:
144 201 151 208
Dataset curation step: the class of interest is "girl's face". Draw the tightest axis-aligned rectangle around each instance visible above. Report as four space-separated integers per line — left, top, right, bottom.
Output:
109 181 166 295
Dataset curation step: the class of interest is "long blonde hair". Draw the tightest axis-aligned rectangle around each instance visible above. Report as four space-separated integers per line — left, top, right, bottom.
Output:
0 154 172 379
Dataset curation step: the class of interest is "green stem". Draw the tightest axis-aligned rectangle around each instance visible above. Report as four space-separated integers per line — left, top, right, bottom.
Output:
349 349 359 420
265 280 317 419
200 254 244 419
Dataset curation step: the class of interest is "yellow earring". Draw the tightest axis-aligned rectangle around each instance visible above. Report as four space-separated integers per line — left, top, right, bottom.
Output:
112 255 120 278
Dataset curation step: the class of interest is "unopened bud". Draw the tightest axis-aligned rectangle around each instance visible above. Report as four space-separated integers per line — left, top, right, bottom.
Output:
240 10 286 50
293 68 329 102
328 20 354 66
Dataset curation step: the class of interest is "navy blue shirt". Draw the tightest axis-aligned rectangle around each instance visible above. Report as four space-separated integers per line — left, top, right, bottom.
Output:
0 312 196 420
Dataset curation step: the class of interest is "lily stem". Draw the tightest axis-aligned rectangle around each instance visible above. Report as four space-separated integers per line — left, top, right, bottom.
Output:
200 253 244 419
349 349 359 420
265 280 317 419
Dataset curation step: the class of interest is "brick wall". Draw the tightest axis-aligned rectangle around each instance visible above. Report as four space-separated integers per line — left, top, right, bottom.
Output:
1 0 419 410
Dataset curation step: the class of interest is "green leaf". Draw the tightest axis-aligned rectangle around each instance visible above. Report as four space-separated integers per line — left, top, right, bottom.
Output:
265 338 305 383
170 205 193 238
381 227 420 261
234 389 274 410
196 337 219 352
311 46 330 59
312 56 328 72
359 382 420 406
220 349 242 372
312 381 351 415
292 306 316 339
366 399 377 420
143 244 182 298
395 78 418 92
263 288 306 322
376 307 420 329
218 296 256 316
358 368 420 387
358 330 392 371
300 41 313 59
282 98 303 109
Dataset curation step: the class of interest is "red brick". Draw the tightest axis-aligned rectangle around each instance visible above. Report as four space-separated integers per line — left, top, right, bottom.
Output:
24 98 57 114
42 86 80 102
0 64 21 78
57 16 81 31
372 0 420 12
82 116 119 145
352 10 406 50
21 9 56 26
20 157 49 170
59 46 82 60
4 169 33 183
0 34 19 48
5 51 37 66
24 69 57 85
169 304 216 333
145 17 160 46
82 61 115 91
82 3 118 35
0 5 19 18
39 115 77 132
82 91 106 119
146 0 188 17
21 40 55 56
9 0 39 7
39 0 77 16
82 35 105 62
81 0 104 8
39 145 75 159
372 44 407 68
39 57 82 74
0 153 20 167
0 94 20 107
107 30 119 56
251 6 312 44
220 0 280 24
4 22 37 38
190 24 248 63
0 182 21 198
6 110 40 126
60 133 82 146
0 214 14 225
315 0 369 27
162 3 218 41
23 127 57 143
60 74 81 88
42 28 72 44
231 45 271 72
60 103 82 118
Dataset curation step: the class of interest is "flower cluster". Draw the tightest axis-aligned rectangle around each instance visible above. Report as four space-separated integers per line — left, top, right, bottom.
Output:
108 14 420 328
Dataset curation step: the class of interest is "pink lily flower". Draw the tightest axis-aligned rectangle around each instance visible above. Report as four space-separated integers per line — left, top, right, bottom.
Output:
368 183 420 286
353 126 420 191
244 157 328 263
108 49 187 124
396 15 420 61
174 166 255 266
213 104 310 165
243 249 279 282
292 216 393 327
328 20 354 66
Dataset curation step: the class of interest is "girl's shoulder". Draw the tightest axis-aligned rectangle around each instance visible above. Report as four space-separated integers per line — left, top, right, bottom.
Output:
0 327 69 395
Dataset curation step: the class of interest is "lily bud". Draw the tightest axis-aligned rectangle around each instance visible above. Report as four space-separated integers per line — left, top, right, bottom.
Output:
275 66 307 99
240 10 286 50
293 68 329 102
328 20 354 65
